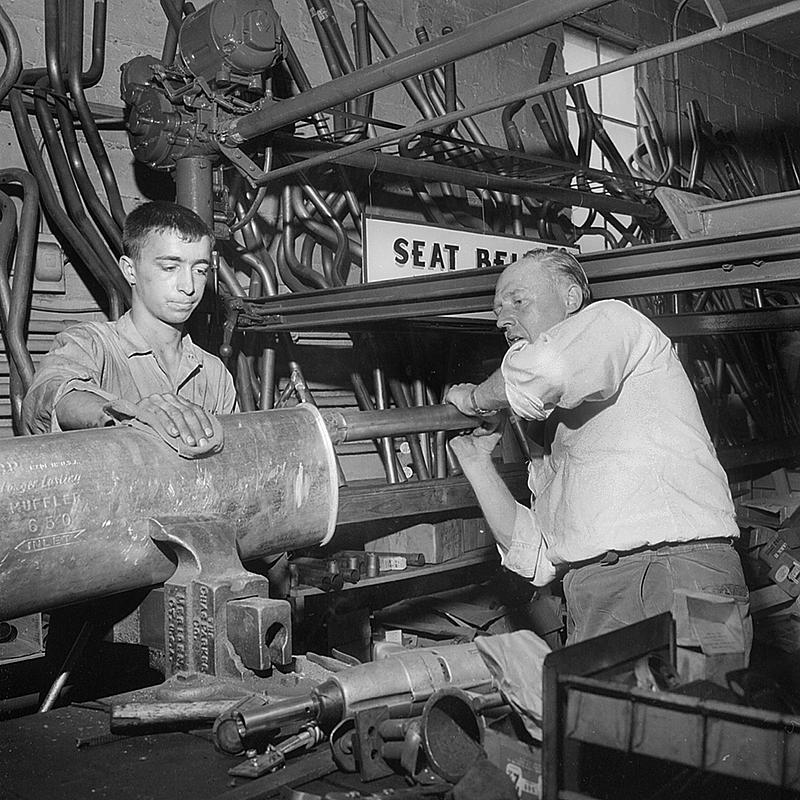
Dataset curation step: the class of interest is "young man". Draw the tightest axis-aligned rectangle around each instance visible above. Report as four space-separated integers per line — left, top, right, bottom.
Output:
446 249 751 658
23 201 237 444
22 201 237 705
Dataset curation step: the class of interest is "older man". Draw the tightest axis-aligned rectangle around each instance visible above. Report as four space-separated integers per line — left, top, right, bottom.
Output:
446 249 751 657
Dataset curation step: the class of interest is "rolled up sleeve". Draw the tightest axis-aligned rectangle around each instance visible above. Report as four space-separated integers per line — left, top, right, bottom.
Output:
22 327 114 434
497 502 556 586
501 301 657 420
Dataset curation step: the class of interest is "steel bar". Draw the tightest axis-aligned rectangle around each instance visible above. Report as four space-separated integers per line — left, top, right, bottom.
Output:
283 143 659 220
221 0 614 144
255 0 800 187
351 370 400 484
648 307 800 338
38 619 93 713
323 404 479 442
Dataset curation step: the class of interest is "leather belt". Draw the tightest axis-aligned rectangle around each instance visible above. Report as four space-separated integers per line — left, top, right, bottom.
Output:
571 536 735 570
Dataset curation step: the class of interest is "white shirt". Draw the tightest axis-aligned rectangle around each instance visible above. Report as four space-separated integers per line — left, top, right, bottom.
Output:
497 300 738 585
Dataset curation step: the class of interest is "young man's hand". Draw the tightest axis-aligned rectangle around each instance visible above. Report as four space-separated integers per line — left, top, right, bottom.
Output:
103 394 223 458
131 394 216 448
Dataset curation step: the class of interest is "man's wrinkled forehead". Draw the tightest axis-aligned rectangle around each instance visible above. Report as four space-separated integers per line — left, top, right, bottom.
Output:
494 259 552 300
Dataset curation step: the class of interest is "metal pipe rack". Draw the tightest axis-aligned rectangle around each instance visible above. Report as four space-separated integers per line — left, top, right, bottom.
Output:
228 228 800 332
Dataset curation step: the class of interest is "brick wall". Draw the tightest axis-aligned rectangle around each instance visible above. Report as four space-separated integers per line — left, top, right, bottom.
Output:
581 0 800 193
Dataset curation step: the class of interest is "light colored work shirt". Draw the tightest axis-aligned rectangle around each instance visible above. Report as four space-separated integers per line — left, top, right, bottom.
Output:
498 299 738 585
22 312 237 434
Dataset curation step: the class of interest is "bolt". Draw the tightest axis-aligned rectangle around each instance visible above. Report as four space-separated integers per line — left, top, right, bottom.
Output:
365 552 379 578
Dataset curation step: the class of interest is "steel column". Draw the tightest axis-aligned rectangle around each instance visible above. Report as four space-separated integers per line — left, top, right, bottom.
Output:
175 156 214 225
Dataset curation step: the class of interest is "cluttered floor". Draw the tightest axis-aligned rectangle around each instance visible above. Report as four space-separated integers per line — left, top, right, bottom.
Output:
3 572 800 800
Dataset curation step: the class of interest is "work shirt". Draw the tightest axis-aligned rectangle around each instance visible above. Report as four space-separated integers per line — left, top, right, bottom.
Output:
22 312 237 434
497 299 738 585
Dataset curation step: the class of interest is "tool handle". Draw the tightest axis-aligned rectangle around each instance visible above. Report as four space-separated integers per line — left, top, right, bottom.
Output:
110 700 241 733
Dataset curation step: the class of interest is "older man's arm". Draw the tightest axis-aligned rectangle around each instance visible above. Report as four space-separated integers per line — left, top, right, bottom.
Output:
448 431 556 585
502 300 666 420
445 369 509 418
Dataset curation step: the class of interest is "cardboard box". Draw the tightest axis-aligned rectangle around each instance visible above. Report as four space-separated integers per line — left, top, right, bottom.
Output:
462 517 494 552
366 519 463 563
483 716 542 799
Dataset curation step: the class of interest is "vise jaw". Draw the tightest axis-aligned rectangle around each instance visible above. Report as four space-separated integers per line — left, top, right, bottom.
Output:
149 517 291 679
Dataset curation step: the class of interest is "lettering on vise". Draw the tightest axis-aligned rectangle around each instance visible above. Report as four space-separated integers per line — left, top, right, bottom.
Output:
193 585 214 674
167 588 188 671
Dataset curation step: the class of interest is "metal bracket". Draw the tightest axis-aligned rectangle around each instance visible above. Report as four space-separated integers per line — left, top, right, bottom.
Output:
353 706 395 781
219 142 267 184
149 516 292 679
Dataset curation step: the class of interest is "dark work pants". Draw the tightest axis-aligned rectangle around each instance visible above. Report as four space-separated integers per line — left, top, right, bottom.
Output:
562 540 752 661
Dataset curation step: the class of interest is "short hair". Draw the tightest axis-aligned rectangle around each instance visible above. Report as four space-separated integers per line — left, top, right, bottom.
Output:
122 201 214 262
519 247 591 308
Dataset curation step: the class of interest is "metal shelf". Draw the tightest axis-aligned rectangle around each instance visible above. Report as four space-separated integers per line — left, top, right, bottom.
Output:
229 229 800 332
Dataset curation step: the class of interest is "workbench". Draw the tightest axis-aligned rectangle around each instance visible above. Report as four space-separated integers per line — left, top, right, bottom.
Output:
0 702 406 800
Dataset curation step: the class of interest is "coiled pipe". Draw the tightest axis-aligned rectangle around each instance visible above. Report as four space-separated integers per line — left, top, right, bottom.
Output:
9 88 127 314
0 4 22 104
0 169 40 389
42 0 123 258
66 0 125 228
279 186 330 290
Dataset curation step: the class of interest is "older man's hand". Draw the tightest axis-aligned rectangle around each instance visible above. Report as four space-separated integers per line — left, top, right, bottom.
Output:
448 429 503 467
445 383 477 416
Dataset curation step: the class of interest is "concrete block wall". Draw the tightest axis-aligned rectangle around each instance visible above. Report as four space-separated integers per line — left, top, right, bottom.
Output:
0 0 564 217
278 0 561 154
582 0 800 194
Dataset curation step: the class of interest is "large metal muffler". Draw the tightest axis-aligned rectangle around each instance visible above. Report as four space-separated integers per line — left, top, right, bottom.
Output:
0 403 479 620
0 405 338 619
